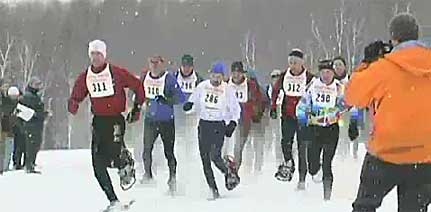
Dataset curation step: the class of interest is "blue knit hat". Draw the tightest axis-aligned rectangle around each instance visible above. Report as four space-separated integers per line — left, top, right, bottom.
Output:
211 61 227 75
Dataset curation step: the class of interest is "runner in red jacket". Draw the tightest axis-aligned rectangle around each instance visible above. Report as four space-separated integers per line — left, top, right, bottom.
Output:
68 40 145 211
229 61 266 172
271 49 314 187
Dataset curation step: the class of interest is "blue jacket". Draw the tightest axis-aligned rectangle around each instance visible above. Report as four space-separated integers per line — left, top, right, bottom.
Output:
142 71 185 121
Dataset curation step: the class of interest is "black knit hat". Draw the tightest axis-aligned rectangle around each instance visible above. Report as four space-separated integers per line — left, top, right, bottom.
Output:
318 59 335 71
389 13 419 42
288 48 304 59
231 61 245 72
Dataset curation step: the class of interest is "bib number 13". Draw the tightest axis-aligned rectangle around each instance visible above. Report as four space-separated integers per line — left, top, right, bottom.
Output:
93 82 107 93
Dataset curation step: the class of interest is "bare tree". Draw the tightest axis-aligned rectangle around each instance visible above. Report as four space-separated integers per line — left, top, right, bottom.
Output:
310 13 329 59
345 17 366 73
334 0 345 56
0 31 15 78
18 40 38 84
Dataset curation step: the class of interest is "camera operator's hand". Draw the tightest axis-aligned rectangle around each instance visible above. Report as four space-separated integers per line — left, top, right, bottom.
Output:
363 41 385 63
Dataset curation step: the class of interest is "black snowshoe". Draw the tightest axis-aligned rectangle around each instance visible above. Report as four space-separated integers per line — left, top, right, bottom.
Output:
275 160 295 182
117 148 137 191
223 155 240 191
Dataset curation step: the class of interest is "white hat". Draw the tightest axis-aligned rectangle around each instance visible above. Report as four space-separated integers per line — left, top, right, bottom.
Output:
7 86 20 97
271 69 282 76
88 40 107 59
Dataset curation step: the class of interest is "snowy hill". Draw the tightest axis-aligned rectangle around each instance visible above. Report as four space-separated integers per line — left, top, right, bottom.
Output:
0 148 405 212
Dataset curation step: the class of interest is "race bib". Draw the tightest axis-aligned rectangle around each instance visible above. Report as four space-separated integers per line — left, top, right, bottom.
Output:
202 83 226 110
86 65 115 98
311 80 338 109
230 79 248 103
177 72 197 94
143 72 167 99
283 70 307 96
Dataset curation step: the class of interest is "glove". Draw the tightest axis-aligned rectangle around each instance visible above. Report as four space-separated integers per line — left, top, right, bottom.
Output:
183 102 194 112
363 41 385 63
348 119 359 141
155 95 168 104
126 104 141 123
270 109 277 119
225 121 237 138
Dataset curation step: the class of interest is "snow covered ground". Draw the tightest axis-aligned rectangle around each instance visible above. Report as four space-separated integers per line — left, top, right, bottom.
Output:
0 144 408 212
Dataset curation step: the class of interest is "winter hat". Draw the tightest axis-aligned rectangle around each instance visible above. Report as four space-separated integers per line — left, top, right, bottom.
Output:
389 13 419 42
7 86 19 97
271 69 282 76
88 40 107 59
231 61 245 73
211 61 227 75
181 54 194 66
318 59 335 71
288 48 304 59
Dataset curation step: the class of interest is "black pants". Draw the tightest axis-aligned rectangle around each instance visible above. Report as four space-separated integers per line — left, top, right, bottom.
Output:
198 120 228 190
91 115 125 202
142 118 177 178
308 124 339 182
23 126 43 171
13 129 26 168
281 116 309 181
352 153 431 212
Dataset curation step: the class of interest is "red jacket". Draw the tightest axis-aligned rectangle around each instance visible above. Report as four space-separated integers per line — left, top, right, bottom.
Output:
241 78 266 123
271 69 314 118
68 63 145 116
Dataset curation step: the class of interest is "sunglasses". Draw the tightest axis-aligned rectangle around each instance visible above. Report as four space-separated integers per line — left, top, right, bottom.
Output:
271 75 280 78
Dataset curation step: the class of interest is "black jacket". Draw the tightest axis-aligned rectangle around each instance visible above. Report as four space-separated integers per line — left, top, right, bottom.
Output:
0 93 19 133
19 86 47 135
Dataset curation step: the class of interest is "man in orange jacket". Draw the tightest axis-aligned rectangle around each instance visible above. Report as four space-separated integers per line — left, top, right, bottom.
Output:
346 13 431 212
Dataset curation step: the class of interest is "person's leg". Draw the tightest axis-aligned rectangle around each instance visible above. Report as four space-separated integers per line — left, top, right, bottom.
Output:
198 121 218 190
4 136 14 171
142 119 159 178
352 153 397 212
91 117 118 203
297 126 310 182
307 126 323 176
210 122 228 174
234 121 250 170
159 120 177 182
280 117 297 166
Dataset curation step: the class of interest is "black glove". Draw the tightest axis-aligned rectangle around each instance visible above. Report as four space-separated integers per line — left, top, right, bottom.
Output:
270 109 277 119
363 41 389 63
225 121 237 138
126 104 141 123
348 119 359 141
183 102 194 112
155 95 168 104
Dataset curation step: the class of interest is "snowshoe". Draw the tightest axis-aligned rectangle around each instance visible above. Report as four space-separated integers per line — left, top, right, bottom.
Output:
102 200 135 212
118 148 137 191
274 160 294 182
223 155 240 191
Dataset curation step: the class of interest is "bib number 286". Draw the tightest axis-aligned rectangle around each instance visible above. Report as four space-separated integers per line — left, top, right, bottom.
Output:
205 93 219 104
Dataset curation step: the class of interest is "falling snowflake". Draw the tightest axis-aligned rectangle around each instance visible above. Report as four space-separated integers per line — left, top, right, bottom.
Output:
134 11 139 17
203 22 208 29
121 21 125 25
131 50 135 55
125 10 129 15
192 16 197 23
201 50 205 55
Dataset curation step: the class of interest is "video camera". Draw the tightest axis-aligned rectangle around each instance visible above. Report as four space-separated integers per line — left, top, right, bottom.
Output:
363 40 393 63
